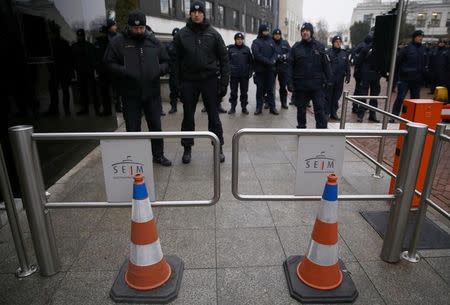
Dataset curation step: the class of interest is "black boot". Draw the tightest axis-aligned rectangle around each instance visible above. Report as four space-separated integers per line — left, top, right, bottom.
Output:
270 108 279 115
182 147 192 164
220 146 225 163
368 115 380 123
169 105 177 113
153 155 172 167
228 105 236 114
242 107 249 114
218 104 227 113
254 108 262 115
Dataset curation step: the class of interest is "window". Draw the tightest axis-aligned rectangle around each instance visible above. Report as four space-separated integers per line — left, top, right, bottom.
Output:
160 0 170 15
205 1 213 21
446 15 450 27
430 12 441 27
232 10 239 28
218 5 224 26
250 16 254 32
182 0 190 17
363 14 373 24
242 13 246 31
416 13 427 27
254 18 259 33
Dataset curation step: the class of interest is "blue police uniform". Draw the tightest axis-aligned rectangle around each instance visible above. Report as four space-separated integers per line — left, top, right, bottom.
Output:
326 42 350 119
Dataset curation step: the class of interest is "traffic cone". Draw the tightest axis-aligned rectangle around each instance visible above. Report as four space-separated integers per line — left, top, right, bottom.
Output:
283 174 358 303
297 173 342 290
110 174 184 303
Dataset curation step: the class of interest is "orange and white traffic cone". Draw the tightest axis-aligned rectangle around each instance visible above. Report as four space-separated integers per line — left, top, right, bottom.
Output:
110 174 184 303
284 174 358 303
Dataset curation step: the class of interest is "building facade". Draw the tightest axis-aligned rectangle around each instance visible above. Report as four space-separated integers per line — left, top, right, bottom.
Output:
351 0 450 41
278 0 303 45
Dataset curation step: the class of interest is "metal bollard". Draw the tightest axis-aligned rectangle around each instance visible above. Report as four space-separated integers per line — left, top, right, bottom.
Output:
380 122 428 263
0 144 37 278
9 126 60 276
340 91 349 130
401 123 447 263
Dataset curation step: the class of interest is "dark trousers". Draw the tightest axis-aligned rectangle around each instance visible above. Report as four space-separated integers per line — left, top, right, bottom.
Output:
275 68 288 106
48 77 71 114
169 74 179 107
357 78 381 119
326 79 344 116
352 76 361 111
295 89 328 129
98 74 112 114
122 96 164 157
78 72 99 113
255 71 275 110
229 76 249 108
180 78 224 147
392 80 421 115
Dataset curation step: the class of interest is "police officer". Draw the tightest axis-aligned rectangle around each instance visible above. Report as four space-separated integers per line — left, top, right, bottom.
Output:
104 10 172 166
166 27 180 114
430 39 450 91
94 24 113 116
105 19 122 113
392 30 427 116
174 1 229 164
273 28 291 109
351 37 370 114
287 22 331 129
227 32 253 114
72 29 99 115
354 35 381 123
252 24 278 115
326 35 350 120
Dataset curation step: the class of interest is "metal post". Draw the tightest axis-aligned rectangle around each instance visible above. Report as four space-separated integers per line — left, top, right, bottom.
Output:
375 0 405 177
0 144 37 278
380 122 427 263
9 126 60 276
401 123 446 262
340 91 349 129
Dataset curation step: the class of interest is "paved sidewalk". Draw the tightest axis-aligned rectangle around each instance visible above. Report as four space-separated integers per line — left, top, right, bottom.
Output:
1 82 449 305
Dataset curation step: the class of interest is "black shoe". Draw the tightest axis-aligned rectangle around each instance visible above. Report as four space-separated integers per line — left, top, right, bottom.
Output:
270 108 279 115
264 103 269 109
330 114 340 121
289 101 295 105
352 108 359 114
220 146 225 163
228 106 236 114
368 116 380 123
161 110 166 116
296 125 306 129
201 107 207 113
218 105 227 113
182 147 191 164
153 155 172 167
169 106 177 114
389 118 395 123
254 108 262 115
357 117 363 123
281 104 289 109
242 107 249 115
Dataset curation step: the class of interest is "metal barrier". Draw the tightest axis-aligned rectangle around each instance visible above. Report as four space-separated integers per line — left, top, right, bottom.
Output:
231 124 429 263
8 125 221 276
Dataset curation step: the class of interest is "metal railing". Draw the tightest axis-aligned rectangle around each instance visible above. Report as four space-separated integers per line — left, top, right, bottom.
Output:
8 125 222 276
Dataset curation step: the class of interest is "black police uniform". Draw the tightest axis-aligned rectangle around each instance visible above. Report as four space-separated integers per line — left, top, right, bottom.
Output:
94 33 112 115
227 38 253 111
392 34 426 115
71 29 99 115
288 38 331 128
174 18 229 149
167 28 179 113
273 30 291 108
326 45 350 118
430 44 450 90
103 23 169 160
354 38 381 122
351 39 369 113
251 25 277 113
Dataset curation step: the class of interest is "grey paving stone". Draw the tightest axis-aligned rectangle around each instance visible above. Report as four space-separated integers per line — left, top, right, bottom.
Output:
342 161 376 177
339 220 384 262
54 231 91 272
170 269 216 305
242 136 281 152
248 149 289 164
361 260 450 305
95 208 131 232
50 271 115 305
217 266 298 305
164 180 212 201
268 201 319 226
215 200 273 229
254 163 296 181
159 229 215 269
156 206 215 230
425 256 450 284
220 180 263 201
277 226 357 263
0 232 36 274
419 249 450 258
216 228 285 267
0 271 65 305
169 165 215 181
49 208 106 235
62 182 107 202
220 164 258 181
46 182 79 202
260 179 295 195
70 230 128 272
344 262 386 305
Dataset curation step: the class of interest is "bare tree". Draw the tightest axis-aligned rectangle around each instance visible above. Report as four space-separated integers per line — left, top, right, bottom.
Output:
315 19 329 46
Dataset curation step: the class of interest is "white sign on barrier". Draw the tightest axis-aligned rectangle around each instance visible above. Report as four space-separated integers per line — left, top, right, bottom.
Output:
295 136 345 196
100 139 156 202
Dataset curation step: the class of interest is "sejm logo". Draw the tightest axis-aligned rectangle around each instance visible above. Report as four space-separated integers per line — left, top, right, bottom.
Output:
304 151 336 173
111 156 144 179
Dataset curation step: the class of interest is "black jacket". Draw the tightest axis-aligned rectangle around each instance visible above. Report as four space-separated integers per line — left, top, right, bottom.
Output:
327 47 350 83
430 47 450 86
166 40 177 76
103 30 169 99
71 40 96 74
227 44 253 78
288 39 331 91
274 38 291 72
251 34 277 73
353 39 380 82
174 18 230 88
396 42 426 82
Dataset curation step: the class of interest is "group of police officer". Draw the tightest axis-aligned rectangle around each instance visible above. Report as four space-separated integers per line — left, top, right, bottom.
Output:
102 1 449 168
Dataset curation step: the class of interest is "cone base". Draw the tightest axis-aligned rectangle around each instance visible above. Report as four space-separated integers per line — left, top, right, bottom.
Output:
284 255 358 304
110 255 184 304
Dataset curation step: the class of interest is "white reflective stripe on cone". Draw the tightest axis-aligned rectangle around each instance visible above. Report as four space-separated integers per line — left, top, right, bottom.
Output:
131 198 154 223
306 239 339 266
317 200 338 224
130 239 164 266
